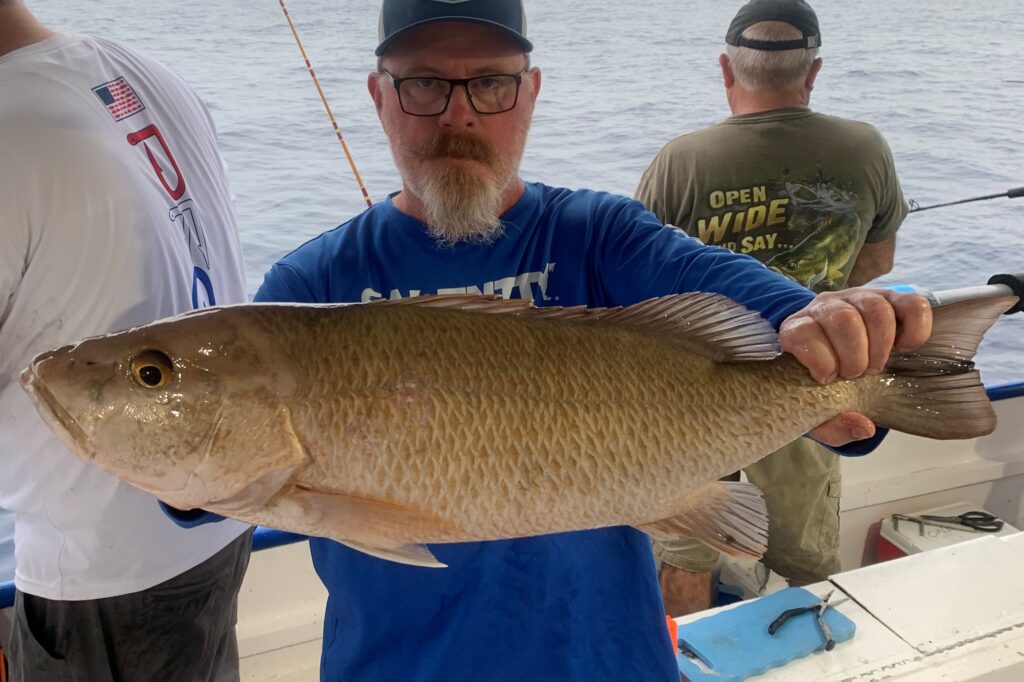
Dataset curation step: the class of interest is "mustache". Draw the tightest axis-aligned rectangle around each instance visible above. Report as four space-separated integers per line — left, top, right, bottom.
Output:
415 133 497 164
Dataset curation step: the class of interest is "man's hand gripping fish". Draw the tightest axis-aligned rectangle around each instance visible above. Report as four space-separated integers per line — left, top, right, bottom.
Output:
19 293 1013 567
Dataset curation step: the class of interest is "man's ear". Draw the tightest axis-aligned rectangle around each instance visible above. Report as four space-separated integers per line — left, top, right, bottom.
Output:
368 71 384 114
527 67 542 100
805 57 823 91
719 53 735 88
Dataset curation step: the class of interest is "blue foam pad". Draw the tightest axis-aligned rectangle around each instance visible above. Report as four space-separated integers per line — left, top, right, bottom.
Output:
677 587 856 681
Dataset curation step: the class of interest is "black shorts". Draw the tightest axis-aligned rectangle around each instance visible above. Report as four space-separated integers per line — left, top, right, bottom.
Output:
7 527 252 682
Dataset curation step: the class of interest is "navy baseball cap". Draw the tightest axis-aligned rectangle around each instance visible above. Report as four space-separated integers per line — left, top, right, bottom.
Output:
725 0 821 51
376 0 533 56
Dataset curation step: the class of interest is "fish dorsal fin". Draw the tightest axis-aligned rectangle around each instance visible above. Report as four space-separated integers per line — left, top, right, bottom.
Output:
376 293 780 362
576 294 780 362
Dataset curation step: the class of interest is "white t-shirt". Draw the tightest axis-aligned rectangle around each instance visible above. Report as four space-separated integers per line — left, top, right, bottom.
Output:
0 35 250 600
0 508 13 582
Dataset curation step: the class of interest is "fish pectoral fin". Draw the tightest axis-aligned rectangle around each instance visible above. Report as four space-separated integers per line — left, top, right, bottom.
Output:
828 262 847 281
200 466 302 517
269 486 458 568
637 481 768 560
166 392 309 510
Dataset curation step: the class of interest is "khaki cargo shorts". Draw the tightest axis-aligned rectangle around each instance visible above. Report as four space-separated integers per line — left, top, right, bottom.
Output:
653 437 842 585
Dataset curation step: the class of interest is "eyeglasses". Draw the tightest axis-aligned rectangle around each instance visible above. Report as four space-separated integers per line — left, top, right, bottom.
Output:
381 68 527 117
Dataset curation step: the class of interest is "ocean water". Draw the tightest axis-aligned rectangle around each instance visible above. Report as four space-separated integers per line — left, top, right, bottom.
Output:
1 0 1020 582
30 0 1024 382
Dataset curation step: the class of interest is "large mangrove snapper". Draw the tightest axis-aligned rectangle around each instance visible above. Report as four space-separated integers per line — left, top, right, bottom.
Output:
20 293 1014 567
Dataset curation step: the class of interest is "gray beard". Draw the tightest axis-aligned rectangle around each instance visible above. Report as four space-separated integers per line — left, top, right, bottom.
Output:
412 163 508 247
387 118 533 247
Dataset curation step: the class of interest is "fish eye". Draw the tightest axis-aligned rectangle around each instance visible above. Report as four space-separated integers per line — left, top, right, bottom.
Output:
130 350 175 389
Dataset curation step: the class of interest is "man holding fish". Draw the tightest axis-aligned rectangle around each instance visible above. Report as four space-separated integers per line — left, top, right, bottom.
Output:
118 0 956 678
13 1 1011 681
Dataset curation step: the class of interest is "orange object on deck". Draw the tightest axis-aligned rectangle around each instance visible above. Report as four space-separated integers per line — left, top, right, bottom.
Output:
666 614 679 655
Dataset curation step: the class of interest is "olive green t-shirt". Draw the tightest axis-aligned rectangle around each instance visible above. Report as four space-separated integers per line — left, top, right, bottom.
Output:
636 108 907 291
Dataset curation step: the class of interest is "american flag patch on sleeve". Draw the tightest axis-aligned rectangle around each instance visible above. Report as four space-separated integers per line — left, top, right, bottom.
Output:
92 77 145 121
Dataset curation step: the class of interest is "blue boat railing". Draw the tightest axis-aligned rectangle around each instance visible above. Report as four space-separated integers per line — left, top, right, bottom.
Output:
250 528 307 552
984 381 1024 401
4 379 1024 610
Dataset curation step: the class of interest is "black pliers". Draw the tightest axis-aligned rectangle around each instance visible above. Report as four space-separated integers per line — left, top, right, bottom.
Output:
767 589 847 651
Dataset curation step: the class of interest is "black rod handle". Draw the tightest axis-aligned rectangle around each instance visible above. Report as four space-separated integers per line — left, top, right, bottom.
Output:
987 273 1024 314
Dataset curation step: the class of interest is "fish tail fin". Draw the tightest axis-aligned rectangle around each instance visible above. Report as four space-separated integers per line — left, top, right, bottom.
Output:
867 296 1015 439
637 481 767 560
869 372 995 439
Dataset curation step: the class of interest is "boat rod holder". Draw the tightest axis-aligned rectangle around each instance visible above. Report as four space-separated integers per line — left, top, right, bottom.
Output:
986 273 1024 314
888 274 1024 314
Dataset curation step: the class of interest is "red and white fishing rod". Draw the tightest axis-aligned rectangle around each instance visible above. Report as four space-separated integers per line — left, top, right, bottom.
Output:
278 0 373 208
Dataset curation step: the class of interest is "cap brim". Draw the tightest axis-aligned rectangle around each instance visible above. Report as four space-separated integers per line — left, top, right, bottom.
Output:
375 17 534 57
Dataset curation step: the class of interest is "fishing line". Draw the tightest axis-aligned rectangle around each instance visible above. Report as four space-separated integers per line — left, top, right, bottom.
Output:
908 186 1023 213
278 0 373 207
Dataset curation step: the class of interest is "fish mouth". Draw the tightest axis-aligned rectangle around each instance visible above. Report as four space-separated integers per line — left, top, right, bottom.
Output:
20 365 95 460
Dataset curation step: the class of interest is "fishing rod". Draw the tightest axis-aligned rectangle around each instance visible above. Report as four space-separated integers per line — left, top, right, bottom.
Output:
278 0 373 208
908 186 1024 213
888 272 1024 315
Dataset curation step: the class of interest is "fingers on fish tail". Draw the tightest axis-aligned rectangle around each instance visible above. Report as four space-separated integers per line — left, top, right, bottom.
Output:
886 295 1016 373
872 296 1015 440
636 481 768 560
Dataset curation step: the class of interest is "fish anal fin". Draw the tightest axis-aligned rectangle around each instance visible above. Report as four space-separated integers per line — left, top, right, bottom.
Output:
263 486 458 568
337 539 446 568
637 481 768 560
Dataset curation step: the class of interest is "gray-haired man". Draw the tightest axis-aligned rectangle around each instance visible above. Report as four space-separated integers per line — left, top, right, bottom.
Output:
636 0 908 615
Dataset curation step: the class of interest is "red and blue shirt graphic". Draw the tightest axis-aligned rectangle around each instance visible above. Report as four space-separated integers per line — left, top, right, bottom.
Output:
92 76 145 121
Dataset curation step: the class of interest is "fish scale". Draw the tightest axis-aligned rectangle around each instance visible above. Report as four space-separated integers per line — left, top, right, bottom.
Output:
278 306 841 539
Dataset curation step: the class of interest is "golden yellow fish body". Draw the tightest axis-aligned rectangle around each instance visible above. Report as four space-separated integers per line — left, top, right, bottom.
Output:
275 304 838 540
21 293 1011 566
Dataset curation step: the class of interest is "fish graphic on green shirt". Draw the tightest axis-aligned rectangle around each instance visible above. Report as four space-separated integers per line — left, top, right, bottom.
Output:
765 181 863 291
